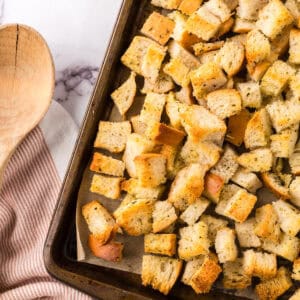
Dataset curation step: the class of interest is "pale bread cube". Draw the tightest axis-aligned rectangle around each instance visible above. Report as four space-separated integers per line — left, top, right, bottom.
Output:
290 177 300 208
203 0 231 22
151 0 182 9
142 71 175 94
200 214 228 242
175 85 195 105
292 258 300 281
237 81 262 109
193 41 224 56
130 115 147 135
289 29 300 64
237 0 268 21
94 121 131 153
215 227 238 263
289 71 300 99
197 50 220 65
152 201 177 233
203 172 225 203
178 0 203 15
216 17 235 39
290 140 300 175
235 218 261 248
160 144 179 178
181 257 205 286
144 233 177 256
233 18 256 34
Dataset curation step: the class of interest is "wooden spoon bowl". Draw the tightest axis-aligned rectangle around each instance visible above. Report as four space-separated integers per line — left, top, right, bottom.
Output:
0 24 54 184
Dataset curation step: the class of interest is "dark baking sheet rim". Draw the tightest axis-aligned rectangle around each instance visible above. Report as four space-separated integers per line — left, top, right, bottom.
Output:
43 1 250 299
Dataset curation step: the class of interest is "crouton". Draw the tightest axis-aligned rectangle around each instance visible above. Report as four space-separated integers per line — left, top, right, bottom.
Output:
142 254 182 295
244 108 272 149
215 227 238 263
94 121 131 153
216 17 235 39
266 99 300 132
290 289 300 300
180 138 221 169
203 172 225 203
183 254 222 294
226 109 252 147
114 198 154 236
163 57 191 87
175 85 194 105
243 249 277 279
178 221 211 260
141 12 174 46
141 71 175 94
200 215 228 242
203 0 231 22
233 18 256 34
82 200 118 246
186 6 222 41
90 175 123 200
231 167 262 194
144 233 177 256
168 163 206 211
235 218 262 248
181 104 227 145
123 133 155 178
90 152 125 177
197 50 220 65
223 259 251 290
141 44 167 82
285 0 300 28
262 233 300 261
292 258 300 281
288 29 300 64
237 0 268 21
289 71 300 99
121 36 165 75
290 140 300 175
152 201 177 233
130 115 147 136
262 172 290 200
165 92 186 130
256 0 294 40
151 0 182 9
211 145 239 184
248 60 271 82
218 40 245 77
215 184 257 223
290 177 300 208
237 148 273 172
180 197 210 225
134 153 167 188
181 256 205 286
111 72 136 116
273 200 300 237
255 267 292 300
193 41 224 56
160 144 179 177
178 0 203 15
237 81 262 109
206 89 242 120
261 60 296 96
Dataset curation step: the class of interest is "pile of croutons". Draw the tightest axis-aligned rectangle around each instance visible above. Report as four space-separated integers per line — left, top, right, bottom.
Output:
82 0 300 298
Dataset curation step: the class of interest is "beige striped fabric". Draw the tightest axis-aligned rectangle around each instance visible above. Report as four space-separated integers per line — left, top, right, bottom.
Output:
0 127 91 300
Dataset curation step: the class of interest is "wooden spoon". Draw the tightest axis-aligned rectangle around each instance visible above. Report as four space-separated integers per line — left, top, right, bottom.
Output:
0 24 54 184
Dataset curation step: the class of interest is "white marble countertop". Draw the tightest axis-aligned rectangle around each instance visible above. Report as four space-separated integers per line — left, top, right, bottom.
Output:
0 0 123 126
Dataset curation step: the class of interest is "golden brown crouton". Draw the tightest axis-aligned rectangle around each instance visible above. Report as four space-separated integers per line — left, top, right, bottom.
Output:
193 41 224 56
203 172 225 203
178 0 203 15
285 0 300 28
216 17 235 39
233 18 256 34
290 177 300 208
261 172 290 199
141 71 175 94
247 60 271 82
289 29 300 64
160 144 179 178
152 201 177 233
144 233 177 256
292 257 300 281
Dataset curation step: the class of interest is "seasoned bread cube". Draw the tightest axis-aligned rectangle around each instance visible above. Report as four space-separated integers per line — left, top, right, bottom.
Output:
290 140 300 175
178 0 203 15
243 249 277 279
237 81 262 109
244 108 272 149
142 254 182 295
262 233 300 261
206 89 242 120
223 259 251 290
121 36 165 75
289 71 300 99
111 72 136 116
90 152 125 177
256 0 294 40
237 0 268 21
255 204 281 243
290 289 300 300
216 184 257 223
262 172 290 199
186 6 222 41
226 109 252 147
285 0 300 28
216 17 235 39
135 153 167 188
168 163 206 211
144 233 177 256
235 218 261 248
193 41 224 56
182 254 222 294
123 133 155 178
197 50 220 65
261 60 296 97
203 172 225 203
231 167 262 194
180 197 210 226
218 40 245 77
130 115 147 135
266 99 300 132
142 71 175 94
152 201 177 233
292 258 300 281
114 198 154 236
82 200 118 245
94 121 131 153
151 0 182 9
273 200 300 237
248 60 271 82
181 256 205 286
270 123 299 158
289 29 300 64
290 177 300 208
233 18 256 34
181 104 227 145
160 144 179 178
178 221 211 260
90 174 123 200
237 148 273 172
211 145 239 184
141 12 174 46
215 227 238 263
200 214 228 242
203 0 231 22
255 267 292 300
163 57 191 87
190 62 227 99
121 178 164 199
175 85 195 105
165 92 186 130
